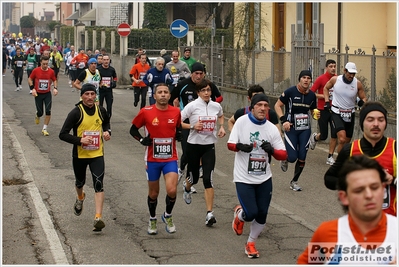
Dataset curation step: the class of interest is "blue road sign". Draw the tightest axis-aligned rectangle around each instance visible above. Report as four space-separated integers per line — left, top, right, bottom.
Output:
170 19 189 38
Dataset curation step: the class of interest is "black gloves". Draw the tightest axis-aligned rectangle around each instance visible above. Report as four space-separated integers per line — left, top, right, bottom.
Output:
111 81 117 88
236 143 253 153
140 134 153 146
29 84 34 90
357 99 365 108
324 102 331 112
260 140 274 155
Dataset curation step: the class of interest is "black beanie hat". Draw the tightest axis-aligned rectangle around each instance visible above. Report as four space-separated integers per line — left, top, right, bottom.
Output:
191 62 204 73
298 70 312 81
250 93 269 110
80 83 96 96
359 102 388 131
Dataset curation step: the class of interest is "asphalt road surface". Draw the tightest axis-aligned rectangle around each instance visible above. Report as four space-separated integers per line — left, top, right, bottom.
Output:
2 70 344 265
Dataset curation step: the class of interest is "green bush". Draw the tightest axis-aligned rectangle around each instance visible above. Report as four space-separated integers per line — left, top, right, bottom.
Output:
60 26 233 54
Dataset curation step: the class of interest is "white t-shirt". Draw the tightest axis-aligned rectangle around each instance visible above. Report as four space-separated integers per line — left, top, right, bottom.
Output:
228 114 286 184
181 97 223 145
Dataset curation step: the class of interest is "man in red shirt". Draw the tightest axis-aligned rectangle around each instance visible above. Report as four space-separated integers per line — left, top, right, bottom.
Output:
129 53 151 108
71 48 89 80
309 59 337 164
28 55 58 136
129 83 182 235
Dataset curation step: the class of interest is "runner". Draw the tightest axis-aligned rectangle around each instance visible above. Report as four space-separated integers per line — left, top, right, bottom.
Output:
180 78 226 226
309 59 337 165
228 93 287 258
129 83 182 235
323 62 367 153
59 83 111 232
274 70 319 191
27 55 58 136
324 101 396 216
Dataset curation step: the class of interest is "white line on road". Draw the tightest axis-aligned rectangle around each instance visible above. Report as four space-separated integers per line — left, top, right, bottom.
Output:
5 122 69 264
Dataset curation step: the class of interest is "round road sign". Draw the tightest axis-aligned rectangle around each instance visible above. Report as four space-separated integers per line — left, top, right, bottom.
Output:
117 23 131 37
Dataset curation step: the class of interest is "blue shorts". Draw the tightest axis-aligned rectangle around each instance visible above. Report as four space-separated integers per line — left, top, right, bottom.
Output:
146 161 178 181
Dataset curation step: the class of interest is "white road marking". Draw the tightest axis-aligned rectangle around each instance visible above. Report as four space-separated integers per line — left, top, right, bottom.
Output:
5 122 69 264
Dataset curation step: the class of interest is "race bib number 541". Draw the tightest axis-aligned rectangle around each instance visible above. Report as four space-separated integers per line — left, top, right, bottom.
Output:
81 131 100 150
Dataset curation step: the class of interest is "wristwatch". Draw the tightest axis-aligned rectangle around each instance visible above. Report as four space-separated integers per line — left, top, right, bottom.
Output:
190 125 194 130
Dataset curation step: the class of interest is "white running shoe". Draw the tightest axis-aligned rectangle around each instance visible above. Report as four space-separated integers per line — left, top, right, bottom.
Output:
309 133 317 150
183 180 197 193
290 181 302 191
326 156 335 165
280 160 288 172
205 211 216 226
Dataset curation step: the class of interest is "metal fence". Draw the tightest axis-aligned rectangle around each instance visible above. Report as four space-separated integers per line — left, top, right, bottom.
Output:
187 31 396 113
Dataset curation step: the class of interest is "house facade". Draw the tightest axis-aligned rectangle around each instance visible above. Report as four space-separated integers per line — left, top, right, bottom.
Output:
234 2 397 54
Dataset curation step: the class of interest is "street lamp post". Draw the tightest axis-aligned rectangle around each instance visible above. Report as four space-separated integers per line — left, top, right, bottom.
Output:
210 7 215 82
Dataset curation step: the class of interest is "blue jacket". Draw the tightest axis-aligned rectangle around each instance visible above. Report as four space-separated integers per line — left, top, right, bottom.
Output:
143 67 172 89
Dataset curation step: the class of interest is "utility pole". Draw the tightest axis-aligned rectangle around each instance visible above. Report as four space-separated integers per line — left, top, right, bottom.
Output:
210 6 216 82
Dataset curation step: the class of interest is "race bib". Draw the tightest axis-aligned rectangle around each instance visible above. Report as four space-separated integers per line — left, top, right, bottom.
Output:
339 109 352 123
153 138 173 159
38 79 50 91
198 116 216 135
16 61 23 67
171 74 180 84
27 62 34 69
78 62 85 69
294 113 310 130
102 77 111 87
81 131 100 150
247 153 268 175
382 185 390 209
139 72 146 80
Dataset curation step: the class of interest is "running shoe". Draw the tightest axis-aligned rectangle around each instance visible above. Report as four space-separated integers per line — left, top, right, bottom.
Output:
178 168 184 184
280 160 288 172
183 180 197 193
290 181 302 191
183 190 192 204
14 87 20 91
93 218 105 232
309 133 317 150
199 166 203 178
42 129 49 136
245 242 259 258
74 192 85 216
205 211 216 227
161 213 176 233
326 156 335 165
35 115 40 125
232 205 244 235
147 218 158 235
19 85 22 90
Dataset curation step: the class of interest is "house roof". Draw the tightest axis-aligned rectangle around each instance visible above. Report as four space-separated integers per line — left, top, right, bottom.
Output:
80 9 96 21
66 11 79 20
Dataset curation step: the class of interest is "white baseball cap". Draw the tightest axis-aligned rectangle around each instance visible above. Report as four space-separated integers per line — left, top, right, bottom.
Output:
345 62 357 73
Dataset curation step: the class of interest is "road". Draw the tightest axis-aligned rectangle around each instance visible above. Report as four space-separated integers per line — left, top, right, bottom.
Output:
2 70 344 265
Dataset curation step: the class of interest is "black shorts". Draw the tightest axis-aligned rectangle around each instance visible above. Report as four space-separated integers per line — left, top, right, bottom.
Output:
330 111 355 138
318 110 337 140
